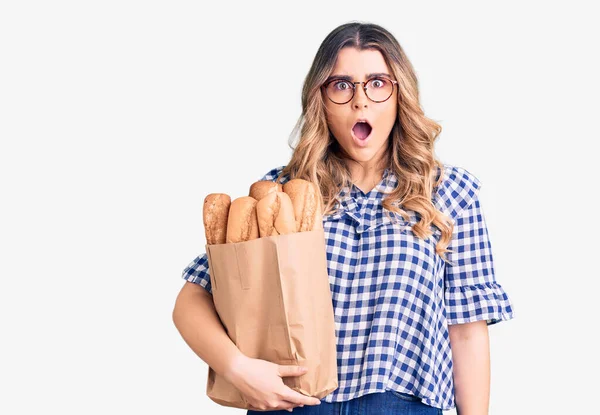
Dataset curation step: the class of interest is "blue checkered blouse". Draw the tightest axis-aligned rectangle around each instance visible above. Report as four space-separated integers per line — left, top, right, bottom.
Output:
182 163 515 411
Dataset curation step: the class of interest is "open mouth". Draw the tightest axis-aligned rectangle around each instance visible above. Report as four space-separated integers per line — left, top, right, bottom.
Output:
352 121 372 140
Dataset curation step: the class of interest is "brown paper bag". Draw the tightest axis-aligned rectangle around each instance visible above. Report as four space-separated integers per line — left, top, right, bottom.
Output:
204 227 339 409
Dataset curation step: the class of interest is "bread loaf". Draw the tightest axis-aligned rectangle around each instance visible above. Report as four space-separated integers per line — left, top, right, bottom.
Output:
203 193 231 245
255 191 297 237
249 180 283 201
282 179 323 232
204 174 324 245
226 196 260 243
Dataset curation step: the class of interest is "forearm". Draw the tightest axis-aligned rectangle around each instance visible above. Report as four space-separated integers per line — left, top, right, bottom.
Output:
448 320 490 415
172 288 245 383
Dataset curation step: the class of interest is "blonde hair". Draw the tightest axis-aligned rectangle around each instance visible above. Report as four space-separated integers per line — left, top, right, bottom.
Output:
277 22 454 263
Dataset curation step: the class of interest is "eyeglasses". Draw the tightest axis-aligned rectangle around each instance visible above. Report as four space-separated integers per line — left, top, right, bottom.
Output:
322 76 398 105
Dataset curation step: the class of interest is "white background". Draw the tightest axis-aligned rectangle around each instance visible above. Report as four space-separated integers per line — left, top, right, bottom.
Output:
1 1 598 414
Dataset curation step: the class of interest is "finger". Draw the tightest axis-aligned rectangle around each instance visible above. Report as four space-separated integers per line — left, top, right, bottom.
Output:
281 389 321 406
278 365 308 377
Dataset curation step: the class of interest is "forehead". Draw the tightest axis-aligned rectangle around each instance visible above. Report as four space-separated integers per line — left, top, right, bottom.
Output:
331 47 391 78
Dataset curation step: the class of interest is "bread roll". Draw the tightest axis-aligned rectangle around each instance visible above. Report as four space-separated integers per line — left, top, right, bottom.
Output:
203 193 231 245
226 196 260 243
249 180 283 201
255 191 297 237
282 179 323 232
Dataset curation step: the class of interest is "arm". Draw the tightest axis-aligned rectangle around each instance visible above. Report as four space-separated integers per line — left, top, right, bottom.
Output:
448 320 490 415
172 281 245 383
440 168 515 414
172 167 289 387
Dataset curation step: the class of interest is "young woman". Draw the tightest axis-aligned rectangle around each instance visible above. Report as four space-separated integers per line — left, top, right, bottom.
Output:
174 22 515 414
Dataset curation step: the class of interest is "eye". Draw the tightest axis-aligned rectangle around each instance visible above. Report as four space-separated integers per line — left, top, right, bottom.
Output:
369 78 388 88
333 80 352 91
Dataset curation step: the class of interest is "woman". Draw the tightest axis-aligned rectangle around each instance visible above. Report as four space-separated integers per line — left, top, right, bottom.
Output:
174 21 515 414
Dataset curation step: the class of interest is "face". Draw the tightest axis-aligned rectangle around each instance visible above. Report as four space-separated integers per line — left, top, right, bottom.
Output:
323 47 398 174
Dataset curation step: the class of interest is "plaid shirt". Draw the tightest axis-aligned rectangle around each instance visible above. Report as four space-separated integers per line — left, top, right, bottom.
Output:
182 163 515 411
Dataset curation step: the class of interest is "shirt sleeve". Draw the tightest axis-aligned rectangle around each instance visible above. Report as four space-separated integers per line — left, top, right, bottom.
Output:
258 165 287 182
181 253 212 295
443 192 515 326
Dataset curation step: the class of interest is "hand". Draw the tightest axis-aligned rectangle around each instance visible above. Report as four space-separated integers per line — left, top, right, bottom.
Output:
226 354 322 412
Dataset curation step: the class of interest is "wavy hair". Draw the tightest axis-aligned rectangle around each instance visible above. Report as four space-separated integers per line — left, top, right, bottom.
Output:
276 21 454 263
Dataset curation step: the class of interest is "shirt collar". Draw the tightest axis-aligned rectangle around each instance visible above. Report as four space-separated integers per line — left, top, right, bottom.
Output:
327 168 412 233
338 167 397 205
325 168 400 221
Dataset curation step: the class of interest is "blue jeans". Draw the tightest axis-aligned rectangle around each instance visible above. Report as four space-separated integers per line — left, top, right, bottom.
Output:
246 390 443 414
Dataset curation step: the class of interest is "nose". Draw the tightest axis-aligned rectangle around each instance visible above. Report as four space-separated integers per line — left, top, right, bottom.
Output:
352 84 368 108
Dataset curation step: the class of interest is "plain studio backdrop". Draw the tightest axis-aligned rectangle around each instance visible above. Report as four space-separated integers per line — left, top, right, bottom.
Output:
0 1 597 414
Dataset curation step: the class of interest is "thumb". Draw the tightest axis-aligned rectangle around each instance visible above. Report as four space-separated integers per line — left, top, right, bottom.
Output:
278 364 308 377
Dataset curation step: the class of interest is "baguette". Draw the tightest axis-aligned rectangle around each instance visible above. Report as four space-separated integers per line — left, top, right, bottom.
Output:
203 193 231 245
255 191 297 237
226 196 260 243
282 179 323 232
249 180 283 201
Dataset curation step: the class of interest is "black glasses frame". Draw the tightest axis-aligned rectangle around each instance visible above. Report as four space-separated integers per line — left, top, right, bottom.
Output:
321 76 399 105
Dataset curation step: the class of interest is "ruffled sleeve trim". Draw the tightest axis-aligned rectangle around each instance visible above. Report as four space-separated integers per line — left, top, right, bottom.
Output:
444 281 515 325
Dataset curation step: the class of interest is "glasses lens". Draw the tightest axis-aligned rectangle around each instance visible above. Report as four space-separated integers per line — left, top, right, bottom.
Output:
365 78 393 102
325 80 353 104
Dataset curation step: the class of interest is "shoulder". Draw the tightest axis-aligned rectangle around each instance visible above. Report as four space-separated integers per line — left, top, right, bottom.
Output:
257 165 290 184
433 163 483 221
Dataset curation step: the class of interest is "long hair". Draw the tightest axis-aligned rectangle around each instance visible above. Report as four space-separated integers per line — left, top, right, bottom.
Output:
277 21 454 263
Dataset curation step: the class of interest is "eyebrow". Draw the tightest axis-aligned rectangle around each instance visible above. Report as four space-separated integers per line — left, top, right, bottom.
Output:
325 72 392 84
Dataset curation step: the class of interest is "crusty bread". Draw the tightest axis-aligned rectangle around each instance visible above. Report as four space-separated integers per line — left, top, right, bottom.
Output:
282 179 323 232
226 196 260 243
249 180 283 201
203 193 231 245
255 191 297 237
